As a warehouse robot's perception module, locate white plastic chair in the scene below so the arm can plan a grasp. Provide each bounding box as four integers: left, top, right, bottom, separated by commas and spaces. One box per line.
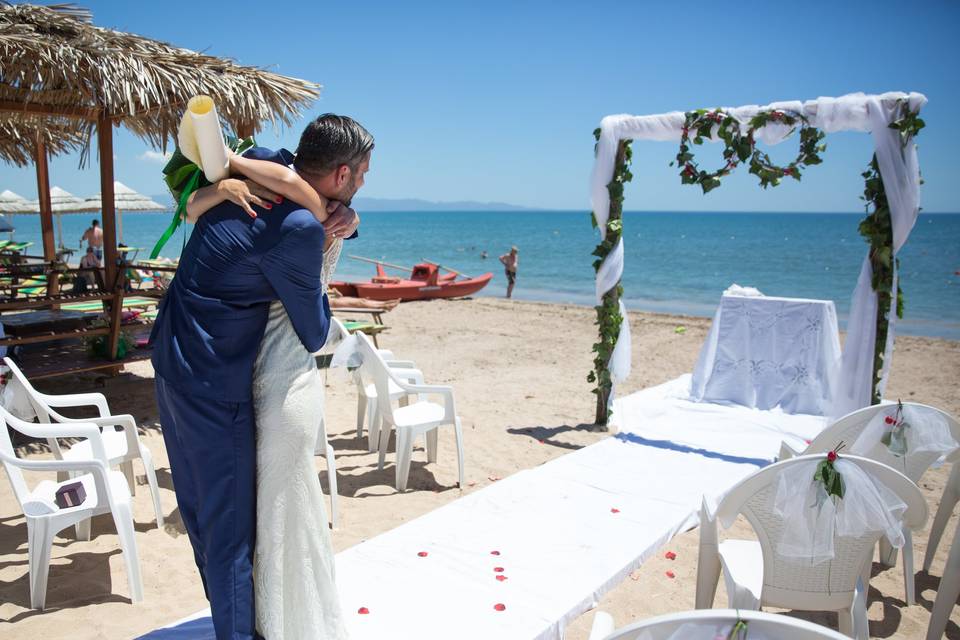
0, 405, 143, 609
589, 608, 849, 640
695, 455, 927, 639
3, 356, 164, 528
326, 318, 422, 452
778, 402, 959, 605
925, 515, 960, 640
922, 449, 960, 573
356, 333, 464, 492
314, 415, 339, 529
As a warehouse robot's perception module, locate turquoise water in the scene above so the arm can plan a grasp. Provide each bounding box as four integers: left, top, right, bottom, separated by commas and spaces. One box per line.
9, 210, 960, 339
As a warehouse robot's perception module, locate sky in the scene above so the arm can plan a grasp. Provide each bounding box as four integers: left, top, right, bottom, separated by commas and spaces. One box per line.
2, 0, 959, 212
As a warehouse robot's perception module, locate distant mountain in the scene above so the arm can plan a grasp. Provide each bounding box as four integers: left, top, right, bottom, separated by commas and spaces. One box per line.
150, 194, 536, 212
352, 197, 535, 211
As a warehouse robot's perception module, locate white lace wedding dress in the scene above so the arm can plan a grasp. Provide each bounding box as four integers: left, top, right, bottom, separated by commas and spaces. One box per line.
252, 239, 348, 639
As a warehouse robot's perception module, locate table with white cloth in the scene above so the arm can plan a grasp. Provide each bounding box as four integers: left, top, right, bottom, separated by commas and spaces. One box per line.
691, 294, 841, 415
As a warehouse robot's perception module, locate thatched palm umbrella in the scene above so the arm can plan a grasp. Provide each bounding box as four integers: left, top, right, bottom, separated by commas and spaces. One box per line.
0, 114, 87, 167
82, 181, 166, 243
0, 2, 321, 358
0, 189, 31, 214
20, 186, 99, 249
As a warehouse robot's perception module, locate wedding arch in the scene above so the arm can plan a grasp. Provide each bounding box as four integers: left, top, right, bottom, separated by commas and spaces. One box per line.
588, 92, 926, 426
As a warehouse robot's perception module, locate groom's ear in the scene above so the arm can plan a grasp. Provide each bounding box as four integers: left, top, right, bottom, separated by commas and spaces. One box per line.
335, 164, 351, 188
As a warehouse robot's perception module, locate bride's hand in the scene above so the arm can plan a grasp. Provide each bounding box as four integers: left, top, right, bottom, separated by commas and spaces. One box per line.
216, 179, 282, 218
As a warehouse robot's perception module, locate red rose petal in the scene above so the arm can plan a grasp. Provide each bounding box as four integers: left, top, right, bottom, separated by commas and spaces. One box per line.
496, 575, 508, 581
665, 551, 677, 560
494, 566, 504, 572
358, 607, 370, 614
611, 508, 620, 514
494, 603, 506, 611
490, 550, 501, 556
417, 551, 428, 557
665, 570, 675, 579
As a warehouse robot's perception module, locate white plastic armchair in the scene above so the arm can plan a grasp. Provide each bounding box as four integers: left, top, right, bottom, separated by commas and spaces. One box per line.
925, 513, 960, 640
326, 318, 423, 452
0, 405, 143, 609
695, 455, 926, 639
3, 357, 164, 528
923, 448, 960, 572
589, 609, 849, 640
776, 401, 959, 605
314, 415, 339, 530
356, 333, 464, 491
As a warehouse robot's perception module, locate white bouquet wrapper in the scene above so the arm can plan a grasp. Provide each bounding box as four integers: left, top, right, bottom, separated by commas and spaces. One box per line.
851, 404, 959, 460
177, 95, 230, 183
773, 458, 907, 565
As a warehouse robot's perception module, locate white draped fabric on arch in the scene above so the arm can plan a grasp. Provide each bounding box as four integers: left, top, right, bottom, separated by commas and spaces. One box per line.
589, 91, 926, 418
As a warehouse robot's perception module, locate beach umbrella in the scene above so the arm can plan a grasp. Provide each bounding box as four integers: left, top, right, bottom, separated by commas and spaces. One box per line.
20, 186, 98, 250
0, 196, 14, 233
0, 189, 33, 214
82, 182, 166, 242
0, 190, 27, 231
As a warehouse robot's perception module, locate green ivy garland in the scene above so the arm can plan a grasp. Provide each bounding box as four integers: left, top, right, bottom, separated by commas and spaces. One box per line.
858, 100, 925, 403
673, 108, 826, 192
746, 110, 826, 188
673, 110, 749, 193
588, 128, 632, 425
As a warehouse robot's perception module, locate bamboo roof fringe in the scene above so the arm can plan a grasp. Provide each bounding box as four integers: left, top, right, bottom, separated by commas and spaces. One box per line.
0, 114, 89, 166
0, 2, 321, 160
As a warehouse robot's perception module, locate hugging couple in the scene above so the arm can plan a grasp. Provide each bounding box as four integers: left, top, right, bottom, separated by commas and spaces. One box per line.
151, 114, 372, 639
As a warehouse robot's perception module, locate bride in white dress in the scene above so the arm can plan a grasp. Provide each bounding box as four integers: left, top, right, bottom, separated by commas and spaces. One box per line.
187, 150, 358, 639
252, 237, 347, 639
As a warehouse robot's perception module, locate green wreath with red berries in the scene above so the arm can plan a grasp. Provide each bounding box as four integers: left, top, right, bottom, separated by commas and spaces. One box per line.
673, 109, 752, 194
673, 108, 826, 192
746, 110, 826, 188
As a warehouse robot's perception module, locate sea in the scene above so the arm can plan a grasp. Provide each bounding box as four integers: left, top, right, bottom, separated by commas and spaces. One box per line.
8, 210, 960, 340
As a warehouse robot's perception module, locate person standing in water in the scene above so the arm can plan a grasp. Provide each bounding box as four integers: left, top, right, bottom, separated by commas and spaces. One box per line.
499, 245, 518, 298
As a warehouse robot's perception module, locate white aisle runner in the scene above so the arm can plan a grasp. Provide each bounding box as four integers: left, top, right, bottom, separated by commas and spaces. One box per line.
140, 376, 826, 640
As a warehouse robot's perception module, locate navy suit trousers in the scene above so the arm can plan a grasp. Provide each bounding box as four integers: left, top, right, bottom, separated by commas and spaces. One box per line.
156, 376, 257, 640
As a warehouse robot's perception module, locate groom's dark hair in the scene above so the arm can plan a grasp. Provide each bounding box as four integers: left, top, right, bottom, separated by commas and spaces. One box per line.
294, 114, 374, 176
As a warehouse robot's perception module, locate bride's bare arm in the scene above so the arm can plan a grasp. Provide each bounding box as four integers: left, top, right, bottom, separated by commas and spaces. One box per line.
229, 153, 330, 222
184, 179, 277, 223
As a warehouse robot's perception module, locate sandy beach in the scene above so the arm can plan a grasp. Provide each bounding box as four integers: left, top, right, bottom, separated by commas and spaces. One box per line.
1, 297, 958, 639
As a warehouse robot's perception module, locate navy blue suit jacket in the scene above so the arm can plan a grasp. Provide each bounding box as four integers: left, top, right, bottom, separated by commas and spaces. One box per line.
150, 148, 330, 402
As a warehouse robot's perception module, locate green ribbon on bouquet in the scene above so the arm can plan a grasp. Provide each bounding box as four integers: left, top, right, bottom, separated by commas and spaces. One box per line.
150, 135, 256, 259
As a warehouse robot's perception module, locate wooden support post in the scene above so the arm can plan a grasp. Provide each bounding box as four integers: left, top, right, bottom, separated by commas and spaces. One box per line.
236, 121, 255, 139
97, 116, 123, 360
34, 135, 60, 298
594, 140, 628, 427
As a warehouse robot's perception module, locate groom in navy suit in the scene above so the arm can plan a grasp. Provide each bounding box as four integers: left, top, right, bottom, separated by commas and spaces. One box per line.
151, 115, 373, 639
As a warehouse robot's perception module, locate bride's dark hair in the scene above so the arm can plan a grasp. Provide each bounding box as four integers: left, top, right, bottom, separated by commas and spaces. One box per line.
294, 114, 374, 176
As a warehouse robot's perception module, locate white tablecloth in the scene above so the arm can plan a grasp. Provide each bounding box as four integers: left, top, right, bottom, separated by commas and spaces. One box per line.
691, 294, 841, 415
139, 375, 830, 640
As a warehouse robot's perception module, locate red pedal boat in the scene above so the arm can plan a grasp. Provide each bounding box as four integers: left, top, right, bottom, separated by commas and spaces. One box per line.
330, 257, 492, 302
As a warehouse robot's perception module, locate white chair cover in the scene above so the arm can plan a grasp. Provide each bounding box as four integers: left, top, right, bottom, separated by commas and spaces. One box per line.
850, 404, 959, 460
773, 458, 907, 564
